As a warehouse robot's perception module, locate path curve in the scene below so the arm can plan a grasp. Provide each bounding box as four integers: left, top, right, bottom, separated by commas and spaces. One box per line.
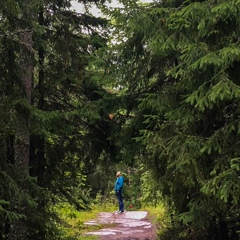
84, 211, 157, 240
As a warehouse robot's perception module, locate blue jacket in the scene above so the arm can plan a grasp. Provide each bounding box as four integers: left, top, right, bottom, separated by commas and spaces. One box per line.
114, 176, 124, 192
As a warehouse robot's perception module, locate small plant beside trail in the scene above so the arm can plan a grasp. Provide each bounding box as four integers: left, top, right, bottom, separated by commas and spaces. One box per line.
54, 203, 99, 239
54, 195, 119, 240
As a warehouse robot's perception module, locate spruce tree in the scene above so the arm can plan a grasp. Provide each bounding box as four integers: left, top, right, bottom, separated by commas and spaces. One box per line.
0, 0, 114, 238
103, 0, 240, 239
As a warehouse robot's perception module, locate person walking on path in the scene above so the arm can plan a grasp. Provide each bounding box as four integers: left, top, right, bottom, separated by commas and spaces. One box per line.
114, 171, 124, 213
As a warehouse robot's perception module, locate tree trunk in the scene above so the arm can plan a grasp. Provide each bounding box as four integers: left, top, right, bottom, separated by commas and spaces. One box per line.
28, 9, 47, 239
9, 30, 33, 240
15, 31, 32, 170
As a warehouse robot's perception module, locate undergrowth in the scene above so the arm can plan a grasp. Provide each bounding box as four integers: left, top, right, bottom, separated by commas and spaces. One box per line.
54, 195, 117, 240
54, 192, 167, 240
141, 203, 167, 230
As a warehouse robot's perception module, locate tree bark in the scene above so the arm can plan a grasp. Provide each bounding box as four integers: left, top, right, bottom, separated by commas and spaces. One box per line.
15, 31, 32, 170
9, 30, 33, 240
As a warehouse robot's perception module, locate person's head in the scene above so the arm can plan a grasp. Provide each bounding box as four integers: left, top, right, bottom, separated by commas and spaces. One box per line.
116, 171, 122, 177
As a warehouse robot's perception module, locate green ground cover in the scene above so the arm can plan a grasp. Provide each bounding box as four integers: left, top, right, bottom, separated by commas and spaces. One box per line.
141, 203, 167, 232
55, 199, 166, 239
55, 200, 117, 240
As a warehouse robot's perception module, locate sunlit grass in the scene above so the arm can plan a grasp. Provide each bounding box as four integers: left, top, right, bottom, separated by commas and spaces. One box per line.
78, 236, 99, 240
54, 199, 117, 239
141, 202, 167, 229
54, 202, 100, 239
55, 198, 166, 239
142, 204, 165, 218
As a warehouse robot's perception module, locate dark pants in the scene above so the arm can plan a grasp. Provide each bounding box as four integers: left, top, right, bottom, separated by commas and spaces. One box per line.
116, 189, 124, 212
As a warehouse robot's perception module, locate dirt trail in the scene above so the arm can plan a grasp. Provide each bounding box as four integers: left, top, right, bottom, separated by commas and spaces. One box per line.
84, 211, 157, 240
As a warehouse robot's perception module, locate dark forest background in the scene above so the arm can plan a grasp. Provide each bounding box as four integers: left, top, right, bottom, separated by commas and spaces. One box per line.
0, 0, 240, 239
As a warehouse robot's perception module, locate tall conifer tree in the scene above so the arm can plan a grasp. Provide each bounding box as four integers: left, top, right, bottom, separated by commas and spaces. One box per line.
104, 0, 240, 239
0, 0, 112, 238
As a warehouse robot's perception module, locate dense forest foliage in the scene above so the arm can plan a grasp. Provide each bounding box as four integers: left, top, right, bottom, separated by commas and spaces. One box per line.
1, 0, 240, 239
105, 0, 240, 239
0, 0, 114, 238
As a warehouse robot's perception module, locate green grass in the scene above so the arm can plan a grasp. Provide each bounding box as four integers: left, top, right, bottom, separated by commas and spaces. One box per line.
142, 204, 165, 219
54, 199, 166, 239
77, 236, 99, 240
141, 203, 167, 229
54, 200, 117, 240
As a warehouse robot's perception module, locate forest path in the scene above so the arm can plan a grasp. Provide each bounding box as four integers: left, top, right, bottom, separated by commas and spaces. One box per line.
84, 211, 157, 240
